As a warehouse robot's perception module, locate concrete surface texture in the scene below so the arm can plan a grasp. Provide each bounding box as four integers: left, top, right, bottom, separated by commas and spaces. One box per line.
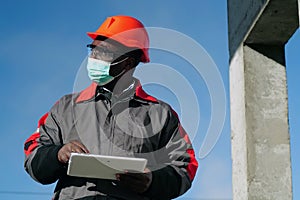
244, 44, 292, 200
228, 0, 299, 59
246, 0, 299, 45
227, 0, 268, 59
229, 45, 249, 199
228, 0, 299, 199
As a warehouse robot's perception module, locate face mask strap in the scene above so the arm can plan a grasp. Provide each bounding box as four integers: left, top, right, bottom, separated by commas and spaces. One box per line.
110, 57, 128, 66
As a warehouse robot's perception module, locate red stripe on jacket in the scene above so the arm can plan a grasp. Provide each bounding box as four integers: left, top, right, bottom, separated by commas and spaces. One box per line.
135, 85, 158, 103
186, 148, 198, 181
24, 113, 49, 156
179, 125, 198, 180
75, 82, 98, 103
38, 113, 49, 127
24, 132, 40, 156
170, 107, 198, 180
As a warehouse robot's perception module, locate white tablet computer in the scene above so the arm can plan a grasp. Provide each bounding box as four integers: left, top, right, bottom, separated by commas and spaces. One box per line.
67, 153, 148, 180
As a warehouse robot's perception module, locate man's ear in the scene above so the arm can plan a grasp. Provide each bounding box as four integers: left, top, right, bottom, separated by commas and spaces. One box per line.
124, 57, 136, 70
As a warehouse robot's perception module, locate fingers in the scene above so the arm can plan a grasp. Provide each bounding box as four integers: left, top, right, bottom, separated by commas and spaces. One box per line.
57, 148, 71, 164
57, 140, 89, 164
70, 140, 89, 153
117, 173, 143, 185
116, 169, 152, 193
120, 168, 151, 181
117, 174, 150, 193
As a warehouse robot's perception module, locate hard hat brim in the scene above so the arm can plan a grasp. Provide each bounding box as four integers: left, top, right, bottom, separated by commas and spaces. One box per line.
87, 32, 149, 63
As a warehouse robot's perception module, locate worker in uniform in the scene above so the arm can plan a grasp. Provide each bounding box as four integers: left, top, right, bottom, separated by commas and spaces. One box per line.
24, 15, 198, 200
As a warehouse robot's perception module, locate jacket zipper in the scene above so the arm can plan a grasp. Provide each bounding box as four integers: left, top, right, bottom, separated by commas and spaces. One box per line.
109, 114, 115, 155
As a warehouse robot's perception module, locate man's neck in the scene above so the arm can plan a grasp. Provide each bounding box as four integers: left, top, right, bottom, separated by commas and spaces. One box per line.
103, 76, 134, 96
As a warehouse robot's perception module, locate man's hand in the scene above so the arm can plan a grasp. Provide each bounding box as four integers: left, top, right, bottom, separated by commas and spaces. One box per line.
57, 140, 89, 164
116, 168, 152, 193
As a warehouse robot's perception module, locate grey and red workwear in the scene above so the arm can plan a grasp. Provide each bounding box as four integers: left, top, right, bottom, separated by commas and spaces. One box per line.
24, 78, 198, 200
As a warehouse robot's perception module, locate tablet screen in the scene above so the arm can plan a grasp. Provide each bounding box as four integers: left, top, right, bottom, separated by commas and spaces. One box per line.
67, 153, 148, 180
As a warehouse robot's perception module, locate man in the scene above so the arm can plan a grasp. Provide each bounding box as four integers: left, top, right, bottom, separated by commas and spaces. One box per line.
24, 15, 198, 200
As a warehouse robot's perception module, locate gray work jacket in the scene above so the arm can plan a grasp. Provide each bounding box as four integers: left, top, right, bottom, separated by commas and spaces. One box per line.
24, 78, 198, 200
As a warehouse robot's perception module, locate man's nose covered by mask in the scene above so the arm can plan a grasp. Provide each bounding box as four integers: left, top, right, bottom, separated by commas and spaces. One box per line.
87, 57, 128, 85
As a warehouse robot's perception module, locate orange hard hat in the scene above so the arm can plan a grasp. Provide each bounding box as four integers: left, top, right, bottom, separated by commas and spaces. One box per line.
87, 15, 150, 63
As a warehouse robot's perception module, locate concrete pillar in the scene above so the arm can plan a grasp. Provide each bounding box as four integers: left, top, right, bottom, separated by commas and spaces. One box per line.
228, 0, 299, 199
229, 45, 249, 199
230, 44, 292, 200
299, 0, 300, 24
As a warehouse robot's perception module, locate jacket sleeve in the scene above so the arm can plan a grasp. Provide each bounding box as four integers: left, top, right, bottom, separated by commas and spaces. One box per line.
24, 105, 65, 185
144, 106, 198, 199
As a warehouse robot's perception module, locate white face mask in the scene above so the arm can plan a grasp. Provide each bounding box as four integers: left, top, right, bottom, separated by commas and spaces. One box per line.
86, 57, 128, 85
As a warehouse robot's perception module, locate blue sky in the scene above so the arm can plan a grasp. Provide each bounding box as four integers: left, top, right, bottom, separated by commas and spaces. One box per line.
0, 1, 299, 199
